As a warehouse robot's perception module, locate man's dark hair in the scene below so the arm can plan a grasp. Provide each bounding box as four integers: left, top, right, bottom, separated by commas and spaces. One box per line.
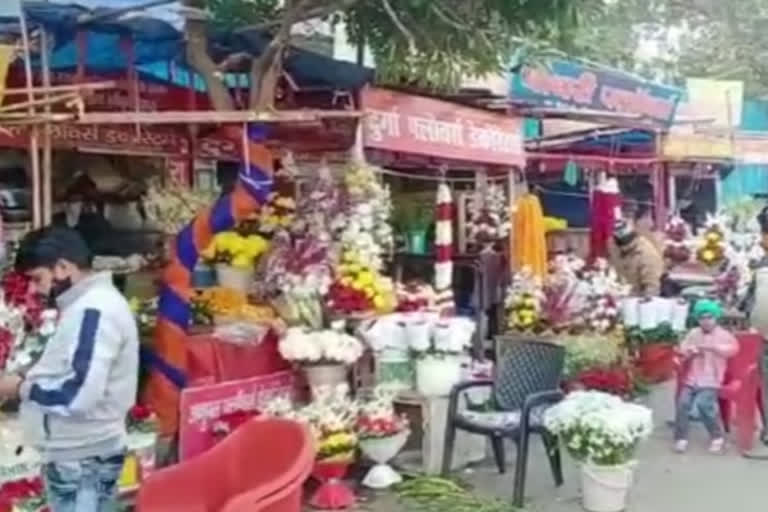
15, 227, 93, 271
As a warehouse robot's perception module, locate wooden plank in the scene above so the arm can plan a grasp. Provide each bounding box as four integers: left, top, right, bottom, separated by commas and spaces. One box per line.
77, 109, 363, 125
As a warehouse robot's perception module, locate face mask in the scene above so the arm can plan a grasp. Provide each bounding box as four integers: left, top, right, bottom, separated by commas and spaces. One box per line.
49, 277, 73, 301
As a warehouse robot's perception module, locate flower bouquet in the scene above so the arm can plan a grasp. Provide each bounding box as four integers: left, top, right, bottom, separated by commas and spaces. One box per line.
504, 267, 545, 332
266, 385, 359, 509
143, 178, 216, 235
357, 387, 410, 489
395, 281, 436, 312
201, 231, 270, 293
328, 250, 396, 317
466, 184, 510, 252
663, 216, 692, 264
695, 215, 728, 267
544, 391, 653, 512
0, 477, 46, 512
127, 404, 157, 434
278, 327, 363, 395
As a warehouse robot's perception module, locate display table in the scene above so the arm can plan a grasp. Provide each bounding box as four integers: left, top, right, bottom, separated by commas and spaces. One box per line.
394, 391, 486, 475
186, 329, 290, 386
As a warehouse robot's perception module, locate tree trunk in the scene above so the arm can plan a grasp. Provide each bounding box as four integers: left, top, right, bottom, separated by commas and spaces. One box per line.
183, 0, 234, 111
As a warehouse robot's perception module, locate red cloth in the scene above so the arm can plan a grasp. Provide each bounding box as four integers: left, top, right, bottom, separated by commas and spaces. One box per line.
186, 330, 290, 385
589, 190, 620, 261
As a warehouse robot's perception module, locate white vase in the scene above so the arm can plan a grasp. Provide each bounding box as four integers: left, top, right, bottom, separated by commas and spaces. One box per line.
415, 355, 462, 397
303, 364, 348, 396
215, 264, 254, 294
580, 461, 637, 512
360, 430, 410, 489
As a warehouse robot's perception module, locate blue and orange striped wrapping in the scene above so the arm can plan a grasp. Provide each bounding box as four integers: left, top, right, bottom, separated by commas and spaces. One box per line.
144, 124, 273, 436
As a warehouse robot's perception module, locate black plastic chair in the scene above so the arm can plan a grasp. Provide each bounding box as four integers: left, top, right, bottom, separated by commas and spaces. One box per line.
442, 339, 566, 507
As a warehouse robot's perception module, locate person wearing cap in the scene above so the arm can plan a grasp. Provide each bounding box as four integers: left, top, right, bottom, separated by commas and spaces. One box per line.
0, 227, 138, 512
610, 215, 664, 297
674, 299, 738, 454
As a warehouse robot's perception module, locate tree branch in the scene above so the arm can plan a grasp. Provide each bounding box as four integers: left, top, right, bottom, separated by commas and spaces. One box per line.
236, 0, 361, 34
381, 0, 416, 53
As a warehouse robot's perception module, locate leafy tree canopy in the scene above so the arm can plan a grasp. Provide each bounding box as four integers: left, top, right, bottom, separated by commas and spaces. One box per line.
187, 0, 603, 109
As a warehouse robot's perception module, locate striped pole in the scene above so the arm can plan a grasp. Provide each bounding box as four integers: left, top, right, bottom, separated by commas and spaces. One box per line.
145, 124, 273, 436
434, 182, 454, 315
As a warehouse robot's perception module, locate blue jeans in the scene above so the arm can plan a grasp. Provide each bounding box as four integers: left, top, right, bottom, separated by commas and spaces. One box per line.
42, 453, 125, 512
675, 386, 724, 441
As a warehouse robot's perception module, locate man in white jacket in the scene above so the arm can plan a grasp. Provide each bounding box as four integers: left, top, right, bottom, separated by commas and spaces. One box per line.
0, 227, 139, 512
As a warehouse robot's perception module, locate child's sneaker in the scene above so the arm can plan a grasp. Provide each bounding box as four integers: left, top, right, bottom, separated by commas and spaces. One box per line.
674, 439, 688, 453
709, 438, 725, 454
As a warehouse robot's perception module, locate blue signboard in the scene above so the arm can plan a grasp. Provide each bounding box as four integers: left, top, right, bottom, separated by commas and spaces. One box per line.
509, 59, 683, 125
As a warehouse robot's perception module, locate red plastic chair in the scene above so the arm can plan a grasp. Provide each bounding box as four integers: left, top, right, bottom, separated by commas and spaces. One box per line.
676, 331, 766, 452
137, 418, 315, 512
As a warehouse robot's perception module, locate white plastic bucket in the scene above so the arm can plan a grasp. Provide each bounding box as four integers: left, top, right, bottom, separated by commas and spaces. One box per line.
415, 356, 462, 396
580, 462, 636, 512
215, 264, 254, 294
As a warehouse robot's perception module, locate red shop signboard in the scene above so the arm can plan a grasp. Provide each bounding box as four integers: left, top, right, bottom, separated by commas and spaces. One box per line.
178, 370, 296, 460
361, 87, 525, 167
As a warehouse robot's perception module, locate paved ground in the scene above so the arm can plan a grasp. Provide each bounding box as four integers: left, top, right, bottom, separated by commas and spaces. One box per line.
361, 384, 768, 512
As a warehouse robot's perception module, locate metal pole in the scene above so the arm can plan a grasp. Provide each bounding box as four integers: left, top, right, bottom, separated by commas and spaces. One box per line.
18, 8, 41, 228
41, 28, 53, 226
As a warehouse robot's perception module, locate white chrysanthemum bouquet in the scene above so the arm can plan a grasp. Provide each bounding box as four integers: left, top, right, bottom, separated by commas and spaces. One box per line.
544, 391, 653, 466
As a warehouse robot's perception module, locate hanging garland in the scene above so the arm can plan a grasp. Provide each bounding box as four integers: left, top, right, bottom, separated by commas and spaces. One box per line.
434, 183, 454, 315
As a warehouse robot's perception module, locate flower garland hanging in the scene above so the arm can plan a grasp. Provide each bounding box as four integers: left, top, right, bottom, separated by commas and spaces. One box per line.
466, 184, 510, 251
434, 182, 454, 315
663, 216, 692, 265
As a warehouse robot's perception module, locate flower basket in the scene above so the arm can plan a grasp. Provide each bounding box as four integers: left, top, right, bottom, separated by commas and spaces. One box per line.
310, 458, 356, 510
215, 264, 254, 294
415, 355, 462, 397
634, 343, 676, 384
581, 461, 637, 512
359, 430, 410, 489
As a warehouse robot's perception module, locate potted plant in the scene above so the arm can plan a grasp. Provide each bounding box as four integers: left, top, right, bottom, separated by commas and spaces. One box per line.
544, 391, 653, 512
201, 230, 270, 293
392, 194, 433, 254
404, 314, 475, 396
357, 387, 410, 489
278, 326, 364, 395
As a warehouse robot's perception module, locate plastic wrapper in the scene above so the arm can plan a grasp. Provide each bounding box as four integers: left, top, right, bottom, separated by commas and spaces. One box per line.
213, 322, 270, 346
671, 300, 690, 332
638, 298, 658, 330
621, 297, 640, 327
655, 298, 675, 326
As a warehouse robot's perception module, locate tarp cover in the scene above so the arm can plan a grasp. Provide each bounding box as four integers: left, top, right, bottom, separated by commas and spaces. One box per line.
0, 1, 373, 91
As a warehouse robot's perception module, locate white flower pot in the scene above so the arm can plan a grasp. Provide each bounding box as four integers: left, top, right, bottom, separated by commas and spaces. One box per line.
580, 461, 636, 512
360, 430, 410, 489
415, 356, 462, 397
215, 264, 254, 294
303, 363, 348, 396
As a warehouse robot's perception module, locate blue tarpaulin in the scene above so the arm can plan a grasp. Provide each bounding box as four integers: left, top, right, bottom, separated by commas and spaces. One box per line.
0, 1, 373, 92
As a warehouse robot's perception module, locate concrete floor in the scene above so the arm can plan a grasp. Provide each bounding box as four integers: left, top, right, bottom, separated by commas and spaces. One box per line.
361, 382, 768, 512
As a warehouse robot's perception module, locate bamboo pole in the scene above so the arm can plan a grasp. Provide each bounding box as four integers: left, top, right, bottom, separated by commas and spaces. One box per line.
41, 28, 52, 226
18, 8, 41, 228
0, 91, 80, 113
2, 81, 116, 96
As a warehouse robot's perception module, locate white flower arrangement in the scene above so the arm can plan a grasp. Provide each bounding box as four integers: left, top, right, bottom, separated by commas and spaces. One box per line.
5, 309, 57, 374
265, 384, 359, 441
401, 313, 475, 356
278, 326, 364, 365
544, 391, 653, 466
581, 259, 630, 333
466, 184, 510, 247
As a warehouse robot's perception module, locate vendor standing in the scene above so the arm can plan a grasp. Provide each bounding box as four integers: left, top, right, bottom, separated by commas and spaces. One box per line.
0, 227, 139, 512
611, 216, 664, 297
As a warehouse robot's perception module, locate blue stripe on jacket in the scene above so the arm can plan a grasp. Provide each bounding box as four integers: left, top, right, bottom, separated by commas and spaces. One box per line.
29, 309, 100, 407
